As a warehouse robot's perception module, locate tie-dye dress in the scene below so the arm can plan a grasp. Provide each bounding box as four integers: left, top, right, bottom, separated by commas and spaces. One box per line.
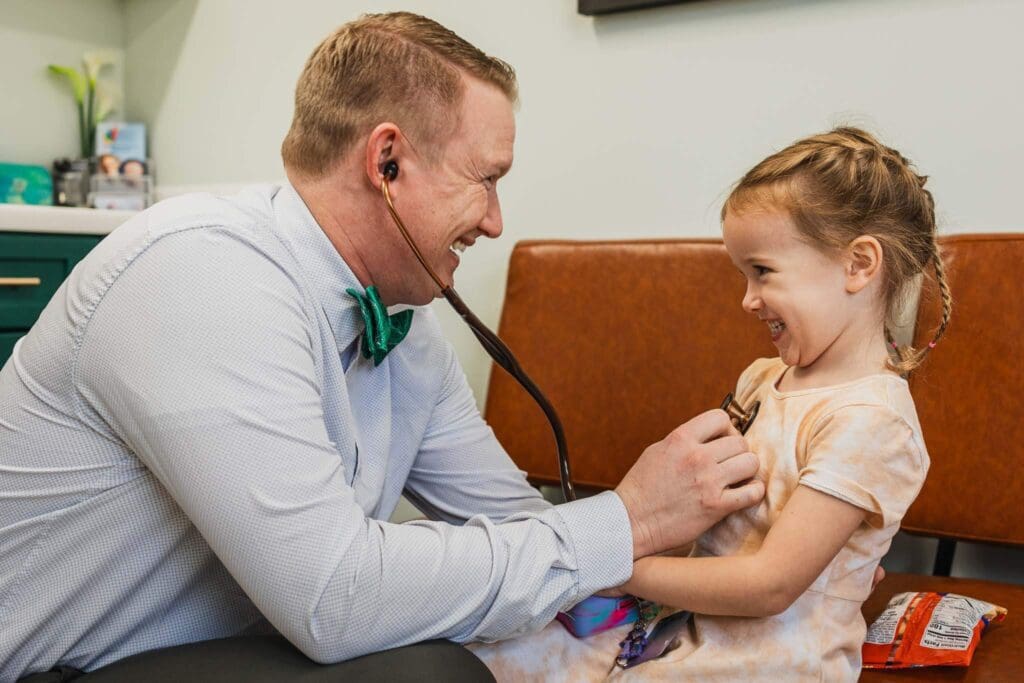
471, 357, 929, 682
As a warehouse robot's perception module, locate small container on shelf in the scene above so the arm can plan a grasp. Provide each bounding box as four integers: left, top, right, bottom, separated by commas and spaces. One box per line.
52, 158, 90, 207
88, 157, 154, 211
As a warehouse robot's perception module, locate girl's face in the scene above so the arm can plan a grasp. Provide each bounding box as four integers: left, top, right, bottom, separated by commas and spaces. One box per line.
722, 207, 867, 374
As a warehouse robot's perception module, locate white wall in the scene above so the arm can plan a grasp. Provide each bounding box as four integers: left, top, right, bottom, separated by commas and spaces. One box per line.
123, 0, 1023, 579
0, 0, 125, 166
122, 0, 1024, 400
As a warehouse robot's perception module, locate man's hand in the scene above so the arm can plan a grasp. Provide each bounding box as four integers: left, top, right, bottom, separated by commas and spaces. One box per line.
614, 409, 763, 559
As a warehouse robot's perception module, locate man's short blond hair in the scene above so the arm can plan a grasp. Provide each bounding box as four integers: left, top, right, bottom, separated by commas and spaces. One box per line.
281, 12, 518, 178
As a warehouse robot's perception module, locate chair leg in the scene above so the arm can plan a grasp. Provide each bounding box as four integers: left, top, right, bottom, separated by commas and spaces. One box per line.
933, 538, 957, 577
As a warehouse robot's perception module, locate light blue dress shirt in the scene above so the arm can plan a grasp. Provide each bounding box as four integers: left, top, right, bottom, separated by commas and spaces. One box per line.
0, 184, 633, 680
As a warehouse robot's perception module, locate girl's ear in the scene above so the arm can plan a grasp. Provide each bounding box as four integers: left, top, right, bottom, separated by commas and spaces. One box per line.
845, 235, 883, 294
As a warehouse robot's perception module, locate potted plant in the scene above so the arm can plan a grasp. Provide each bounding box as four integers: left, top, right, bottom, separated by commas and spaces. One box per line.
48, 52, 118, 205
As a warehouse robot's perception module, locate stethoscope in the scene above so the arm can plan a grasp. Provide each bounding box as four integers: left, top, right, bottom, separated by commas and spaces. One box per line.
379, 160, 576, 502
378, 160, 760, 504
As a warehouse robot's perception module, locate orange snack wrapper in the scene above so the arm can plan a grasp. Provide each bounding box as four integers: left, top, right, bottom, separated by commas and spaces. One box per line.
863, 591, 1007, 669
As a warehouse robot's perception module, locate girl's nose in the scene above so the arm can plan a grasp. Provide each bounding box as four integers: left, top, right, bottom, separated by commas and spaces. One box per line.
742, 283, 762, 313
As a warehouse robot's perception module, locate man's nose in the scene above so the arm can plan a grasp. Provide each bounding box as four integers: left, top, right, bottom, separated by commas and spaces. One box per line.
480, 191, 503, 238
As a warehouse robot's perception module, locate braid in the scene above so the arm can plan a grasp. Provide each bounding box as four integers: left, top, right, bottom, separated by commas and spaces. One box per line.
926, 239, 953, 349
886, 239, 952, 375
884, 327, 910, 375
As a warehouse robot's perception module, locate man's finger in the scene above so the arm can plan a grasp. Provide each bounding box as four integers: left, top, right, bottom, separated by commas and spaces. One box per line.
719, 479, 765, 512
717, 450, 759, 485
702, 435, 750, 464
676, 408, 739, 443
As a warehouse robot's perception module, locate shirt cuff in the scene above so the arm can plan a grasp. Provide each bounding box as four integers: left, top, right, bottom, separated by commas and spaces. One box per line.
553, 490, 634, 603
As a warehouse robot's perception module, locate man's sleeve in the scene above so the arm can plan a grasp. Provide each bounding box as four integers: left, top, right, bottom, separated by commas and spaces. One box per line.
401, 330, 635, 639
401, 327, 555, 524
75, 230, 632, 663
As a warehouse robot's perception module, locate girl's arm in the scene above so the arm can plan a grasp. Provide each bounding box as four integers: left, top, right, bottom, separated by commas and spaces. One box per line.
623, 485, 866, 617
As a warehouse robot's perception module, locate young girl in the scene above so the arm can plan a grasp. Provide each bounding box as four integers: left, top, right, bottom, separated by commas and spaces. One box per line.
471, 127, 951, 681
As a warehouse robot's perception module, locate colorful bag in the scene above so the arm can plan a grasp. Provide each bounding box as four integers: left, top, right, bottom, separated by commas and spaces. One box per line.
556, 595, 642, 638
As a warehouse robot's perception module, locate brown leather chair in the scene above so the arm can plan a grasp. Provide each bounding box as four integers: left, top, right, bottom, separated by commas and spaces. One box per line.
484, 239, 774, 489
859, 234, 1024, 682
485, 236, 1023, 681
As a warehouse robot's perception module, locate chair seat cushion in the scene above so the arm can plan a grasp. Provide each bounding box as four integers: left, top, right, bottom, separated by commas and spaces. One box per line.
860, 572, 1024, 682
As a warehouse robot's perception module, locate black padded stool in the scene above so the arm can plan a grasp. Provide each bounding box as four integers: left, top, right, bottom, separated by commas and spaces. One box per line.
22, 635, 495, 683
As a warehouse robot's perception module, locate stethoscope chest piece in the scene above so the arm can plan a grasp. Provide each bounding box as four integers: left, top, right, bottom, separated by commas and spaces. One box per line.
720, 392, 760, 435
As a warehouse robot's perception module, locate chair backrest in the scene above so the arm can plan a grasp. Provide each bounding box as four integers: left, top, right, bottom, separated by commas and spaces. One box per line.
484, 239, 774, 489
902, 234, 1024, 548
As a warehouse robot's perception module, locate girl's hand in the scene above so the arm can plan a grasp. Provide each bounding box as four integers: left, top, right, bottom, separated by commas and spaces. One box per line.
872, 565, 886, 593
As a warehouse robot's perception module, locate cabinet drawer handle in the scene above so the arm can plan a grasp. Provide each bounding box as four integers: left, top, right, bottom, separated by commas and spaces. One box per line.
0, 277, 41, 287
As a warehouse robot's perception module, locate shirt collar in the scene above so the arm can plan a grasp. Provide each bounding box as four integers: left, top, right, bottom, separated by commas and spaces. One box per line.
272, 182, 365, 354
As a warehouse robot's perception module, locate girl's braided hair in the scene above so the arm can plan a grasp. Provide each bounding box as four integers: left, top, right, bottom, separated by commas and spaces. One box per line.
723, 127, 951, 374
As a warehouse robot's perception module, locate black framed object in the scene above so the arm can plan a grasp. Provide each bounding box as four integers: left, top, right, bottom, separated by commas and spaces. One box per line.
579, 0, 693, 15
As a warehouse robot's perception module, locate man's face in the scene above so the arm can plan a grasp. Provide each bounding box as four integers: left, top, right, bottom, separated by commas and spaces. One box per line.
722, 207, 858, 372
382, 77, 515, 306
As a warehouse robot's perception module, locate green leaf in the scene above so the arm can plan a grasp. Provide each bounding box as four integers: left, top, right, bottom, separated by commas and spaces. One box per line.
48, 64, 86, 103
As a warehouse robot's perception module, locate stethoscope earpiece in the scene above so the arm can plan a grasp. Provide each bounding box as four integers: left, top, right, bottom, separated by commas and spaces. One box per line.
382, 160, 399, 182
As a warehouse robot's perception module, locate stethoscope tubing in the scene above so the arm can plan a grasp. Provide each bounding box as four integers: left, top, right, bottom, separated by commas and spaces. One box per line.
381, 176, 577, 502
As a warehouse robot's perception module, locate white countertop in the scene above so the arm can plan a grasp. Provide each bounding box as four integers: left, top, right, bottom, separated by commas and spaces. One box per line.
0, 183, 279, 236
0, 203, 135, 235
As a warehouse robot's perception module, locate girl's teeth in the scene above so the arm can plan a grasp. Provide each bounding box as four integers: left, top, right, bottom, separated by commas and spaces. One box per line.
768, 320, 786, 335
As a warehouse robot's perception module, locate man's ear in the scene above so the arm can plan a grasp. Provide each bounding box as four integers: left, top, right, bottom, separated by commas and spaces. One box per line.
845, 235, 883, 294
364, 122, 401, 190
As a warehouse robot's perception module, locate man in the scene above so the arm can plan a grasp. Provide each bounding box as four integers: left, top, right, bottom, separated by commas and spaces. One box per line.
0, 13, 761, 681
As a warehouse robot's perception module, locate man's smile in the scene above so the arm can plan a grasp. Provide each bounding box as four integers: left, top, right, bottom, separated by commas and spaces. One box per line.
450, 236, 471, 255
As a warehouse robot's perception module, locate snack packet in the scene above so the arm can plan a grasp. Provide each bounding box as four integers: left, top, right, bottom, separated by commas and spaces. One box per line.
863, 591, 1006, 669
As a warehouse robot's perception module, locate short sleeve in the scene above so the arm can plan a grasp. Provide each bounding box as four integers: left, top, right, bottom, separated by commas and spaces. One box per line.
735, 357, 783, 406
799, 405, 928, 529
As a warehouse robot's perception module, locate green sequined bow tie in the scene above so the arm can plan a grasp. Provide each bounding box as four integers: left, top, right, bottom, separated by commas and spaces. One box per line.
346, 286, 414, 366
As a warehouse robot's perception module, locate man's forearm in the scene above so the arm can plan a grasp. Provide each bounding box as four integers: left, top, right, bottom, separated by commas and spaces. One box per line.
285, 492, 633, 661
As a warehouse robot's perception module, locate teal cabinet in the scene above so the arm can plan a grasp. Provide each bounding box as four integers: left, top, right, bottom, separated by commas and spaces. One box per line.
0, 331, 23, 365
0, 232, 103, 365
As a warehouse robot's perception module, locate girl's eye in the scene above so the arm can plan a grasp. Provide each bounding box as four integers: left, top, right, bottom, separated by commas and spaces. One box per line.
753, 265, 771, 277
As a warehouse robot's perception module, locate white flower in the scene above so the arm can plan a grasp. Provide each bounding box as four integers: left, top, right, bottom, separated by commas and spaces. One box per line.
82, 49, 117, 86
